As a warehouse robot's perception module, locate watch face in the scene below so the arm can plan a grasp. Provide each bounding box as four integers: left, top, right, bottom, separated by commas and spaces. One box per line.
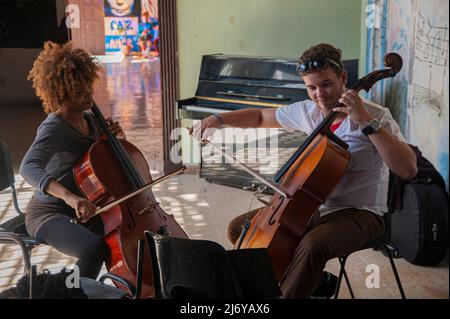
363, 119, 381, 136
370, 119, 381, 130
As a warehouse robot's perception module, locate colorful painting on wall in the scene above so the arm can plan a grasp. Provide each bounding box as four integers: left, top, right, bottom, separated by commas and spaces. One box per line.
104, 0, 141, 54
138, 0, 159, 57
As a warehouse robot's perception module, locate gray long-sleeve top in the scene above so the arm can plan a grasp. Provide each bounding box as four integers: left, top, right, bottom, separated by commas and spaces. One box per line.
20, 112, 101, 204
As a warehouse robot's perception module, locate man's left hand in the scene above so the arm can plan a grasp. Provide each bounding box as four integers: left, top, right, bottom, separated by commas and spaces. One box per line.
333, 90, 373, 126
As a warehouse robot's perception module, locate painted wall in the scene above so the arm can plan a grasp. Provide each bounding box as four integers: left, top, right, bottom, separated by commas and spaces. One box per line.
365, 0, 449, 188
177, 0, 363, 99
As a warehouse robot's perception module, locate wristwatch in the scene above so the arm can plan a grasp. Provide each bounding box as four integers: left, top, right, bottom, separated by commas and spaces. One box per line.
362, 119, 382, 136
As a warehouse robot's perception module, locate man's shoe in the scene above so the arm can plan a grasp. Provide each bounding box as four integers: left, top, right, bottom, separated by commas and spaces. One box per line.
311, 271, 338, 299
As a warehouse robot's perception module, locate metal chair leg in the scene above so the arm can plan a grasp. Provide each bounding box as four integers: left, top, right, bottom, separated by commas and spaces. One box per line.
334, 257, 345, 299
134, 239, 145, 299
335, 247, 406, 299
29, 264, 37, 299
383, 245, 406, 299
342, 265, 355, 298
335, 256, 355, 299
0, 233, 32, 275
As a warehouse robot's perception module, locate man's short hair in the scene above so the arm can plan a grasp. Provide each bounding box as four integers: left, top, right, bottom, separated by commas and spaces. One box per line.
298, 43, 343, 76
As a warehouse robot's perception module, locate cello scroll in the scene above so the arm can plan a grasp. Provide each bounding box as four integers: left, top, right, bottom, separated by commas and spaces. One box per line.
353, 52, 403, 92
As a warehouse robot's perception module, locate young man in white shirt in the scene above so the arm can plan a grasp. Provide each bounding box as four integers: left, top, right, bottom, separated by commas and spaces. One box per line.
193, 43, 417, 298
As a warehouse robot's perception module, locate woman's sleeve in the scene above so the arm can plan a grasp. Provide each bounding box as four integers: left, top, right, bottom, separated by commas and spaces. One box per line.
19, 122, 63, 194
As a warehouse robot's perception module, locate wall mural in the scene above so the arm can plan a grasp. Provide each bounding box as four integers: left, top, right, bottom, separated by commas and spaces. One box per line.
367, 0, 449, 188
406, 0, 448, 189
104, 0, 159, 57
104, 0, 141, 53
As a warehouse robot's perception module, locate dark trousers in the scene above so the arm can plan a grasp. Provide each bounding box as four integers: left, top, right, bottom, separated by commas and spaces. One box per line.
227, 208, 384, 298
36, 215, 110, 279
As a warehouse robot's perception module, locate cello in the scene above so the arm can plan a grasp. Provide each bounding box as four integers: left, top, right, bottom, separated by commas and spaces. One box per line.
232, 53, 403, 281
73, 102, 188, 298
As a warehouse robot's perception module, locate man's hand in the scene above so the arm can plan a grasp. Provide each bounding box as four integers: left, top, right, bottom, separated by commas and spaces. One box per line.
189, 114, 223, 141
333, 90, 417, 180
106, 118, 126, 139
333, 90, 373, 126
65, 194, 98, 223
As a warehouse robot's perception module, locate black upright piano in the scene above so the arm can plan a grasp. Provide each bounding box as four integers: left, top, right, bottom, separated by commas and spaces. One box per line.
178, 54, 358, 193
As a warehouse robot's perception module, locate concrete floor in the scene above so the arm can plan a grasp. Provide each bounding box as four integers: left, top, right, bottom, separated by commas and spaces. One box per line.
0, 56, 448, 299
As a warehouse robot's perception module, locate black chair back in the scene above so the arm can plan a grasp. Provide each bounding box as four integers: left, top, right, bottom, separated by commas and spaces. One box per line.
0, 140, 44, 299
0, 140, 16, 194
0, 140, 23, 216
145, 231, 281, 299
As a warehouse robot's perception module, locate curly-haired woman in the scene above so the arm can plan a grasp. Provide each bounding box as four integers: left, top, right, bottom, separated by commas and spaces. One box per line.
20, 41, 125, 279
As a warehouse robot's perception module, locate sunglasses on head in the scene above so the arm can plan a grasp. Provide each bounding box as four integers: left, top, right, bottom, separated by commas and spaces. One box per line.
296, 58, 343, 73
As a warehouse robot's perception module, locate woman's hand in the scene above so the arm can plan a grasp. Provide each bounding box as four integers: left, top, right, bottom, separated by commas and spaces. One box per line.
65, 194, 97, 223
106, 118, 126, 139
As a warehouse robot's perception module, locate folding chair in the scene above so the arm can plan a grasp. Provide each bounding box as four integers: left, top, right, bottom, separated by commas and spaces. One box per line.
334, 211, 406, 299
0, 139, 44, 296
145, 230, 281, 299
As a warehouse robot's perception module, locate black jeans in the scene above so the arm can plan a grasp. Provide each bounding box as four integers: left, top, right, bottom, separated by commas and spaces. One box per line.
36, 215, 110, 279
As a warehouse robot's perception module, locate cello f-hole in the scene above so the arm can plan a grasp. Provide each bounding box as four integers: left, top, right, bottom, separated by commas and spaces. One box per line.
269, 195, 285, 225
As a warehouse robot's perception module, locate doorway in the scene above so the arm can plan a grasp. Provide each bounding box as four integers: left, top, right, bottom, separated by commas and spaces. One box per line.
67, 0, 179, 174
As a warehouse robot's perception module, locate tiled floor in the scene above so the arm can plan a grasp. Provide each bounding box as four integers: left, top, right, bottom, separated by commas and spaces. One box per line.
0, 56, 448, 298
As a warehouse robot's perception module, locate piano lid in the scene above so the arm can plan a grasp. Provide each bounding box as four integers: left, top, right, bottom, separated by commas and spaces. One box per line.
190, 54, 359, 109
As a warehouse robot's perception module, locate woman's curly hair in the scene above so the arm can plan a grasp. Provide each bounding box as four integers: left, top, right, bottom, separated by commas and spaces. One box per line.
298, 43, 343, 76
28, 41, 102, 114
